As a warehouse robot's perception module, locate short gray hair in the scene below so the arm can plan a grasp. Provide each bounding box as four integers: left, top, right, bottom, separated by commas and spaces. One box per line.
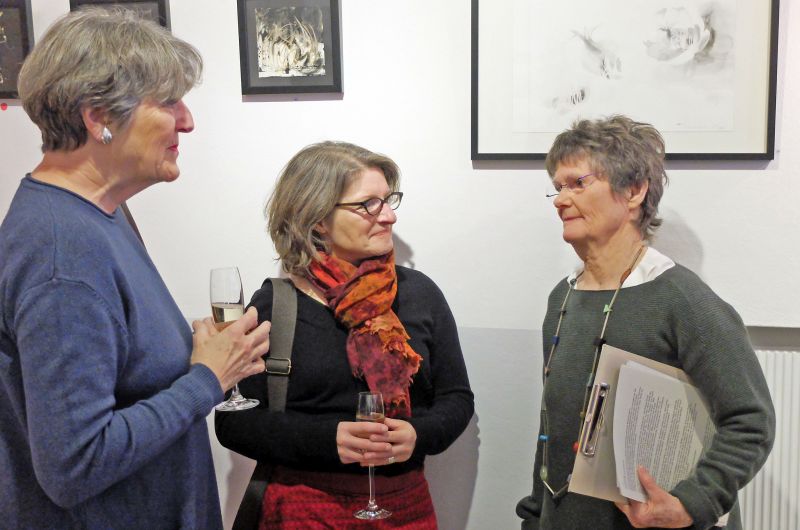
545, 115, 668, 239
267, 141, 400, 276
18, 7, 202, 152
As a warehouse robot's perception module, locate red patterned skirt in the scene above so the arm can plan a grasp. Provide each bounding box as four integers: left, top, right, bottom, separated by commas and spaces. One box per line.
259, 466, 437, 529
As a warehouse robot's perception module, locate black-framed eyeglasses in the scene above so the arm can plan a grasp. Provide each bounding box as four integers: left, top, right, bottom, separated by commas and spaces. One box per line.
335, 191, 403, 216
546, 173, 597, 198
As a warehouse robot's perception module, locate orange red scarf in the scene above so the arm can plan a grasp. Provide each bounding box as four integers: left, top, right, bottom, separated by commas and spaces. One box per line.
307, 251, 421, 418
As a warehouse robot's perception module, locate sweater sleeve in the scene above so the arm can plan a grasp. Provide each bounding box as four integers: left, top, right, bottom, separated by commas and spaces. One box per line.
406, 281, 474, 457
669, 280, 776, 530
214, 406, 343, 466
15, 279, 222, 508
214, 376, 343, 467
515, 423, 544, 530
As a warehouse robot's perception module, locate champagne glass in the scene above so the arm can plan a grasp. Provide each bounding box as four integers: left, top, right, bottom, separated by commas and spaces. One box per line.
354, 391, 391, 520
211, 266, 259, 412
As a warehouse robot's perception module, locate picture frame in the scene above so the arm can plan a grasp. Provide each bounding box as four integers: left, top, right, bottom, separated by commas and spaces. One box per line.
471, 0, 779, 160
237, 0, 342, 94
0, 0, 33, 99
69, 0, 170, 29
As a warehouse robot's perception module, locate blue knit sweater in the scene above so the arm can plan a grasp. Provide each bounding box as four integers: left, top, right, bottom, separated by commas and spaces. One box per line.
0, 176, 224, 529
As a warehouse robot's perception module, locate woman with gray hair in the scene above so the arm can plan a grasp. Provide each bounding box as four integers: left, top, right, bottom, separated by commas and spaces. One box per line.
215, 141, 474, 528
0, 9, 270, 529
516, 115, 774, 530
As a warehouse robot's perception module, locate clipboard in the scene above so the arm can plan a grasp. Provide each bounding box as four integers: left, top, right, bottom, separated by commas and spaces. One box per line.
568, 344, 690, 502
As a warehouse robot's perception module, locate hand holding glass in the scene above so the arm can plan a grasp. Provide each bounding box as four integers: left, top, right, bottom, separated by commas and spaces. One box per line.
354, 391, 391, 520
211, 267, 259, 412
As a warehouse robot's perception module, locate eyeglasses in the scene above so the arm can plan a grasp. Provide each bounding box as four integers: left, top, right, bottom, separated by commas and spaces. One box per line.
335, 191, 403, 216
546, 173, 597, 198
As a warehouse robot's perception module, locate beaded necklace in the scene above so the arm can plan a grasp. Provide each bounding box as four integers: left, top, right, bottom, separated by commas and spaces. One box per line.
538, 245, 646, 501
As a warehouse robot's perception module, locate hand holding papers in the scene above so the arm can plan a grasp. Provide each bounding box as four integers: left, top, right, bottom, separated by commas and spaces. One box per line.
568, 344, 729, 527
614, 466, 695, 529
568, 344, 690, 502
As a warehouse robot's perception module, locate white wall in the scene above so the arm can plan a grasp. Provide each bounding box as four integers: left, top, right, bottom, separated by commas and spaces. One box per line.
2, 1, 799, 529
4, 0, 799, 329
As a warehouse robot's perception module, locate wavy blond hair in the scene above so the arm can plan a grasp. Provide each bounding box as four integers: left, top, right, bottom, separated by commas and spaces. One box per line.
267, 141, 400, 275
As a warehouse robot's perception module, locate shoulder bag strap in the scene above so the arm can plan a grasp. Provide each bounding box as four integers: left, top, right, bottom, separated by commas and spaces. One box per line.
232, 278, 296, 530
265, 278, 296, 412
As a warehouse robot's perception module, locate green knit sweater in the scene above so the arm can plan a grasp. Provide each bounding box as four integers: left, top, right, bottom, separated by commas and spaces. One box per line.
517, 264, 775, 530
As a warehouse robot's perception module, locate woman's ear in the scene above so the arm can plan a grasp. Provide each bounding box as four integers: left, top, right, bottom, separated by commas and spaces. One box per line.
314, 220, 328, 236
81, 107, 110, 144
628, 180, 649, 210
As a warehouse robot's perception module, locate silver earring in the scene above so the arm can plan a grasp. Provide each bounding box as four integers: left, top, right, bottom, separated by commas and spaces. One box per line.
101, 126, 113, 145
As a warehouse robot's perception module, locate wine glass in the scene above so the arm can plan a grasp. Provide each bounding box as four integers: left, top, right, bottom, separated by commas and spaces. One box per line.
211, 267, 259, 412
354, 391, 391, 520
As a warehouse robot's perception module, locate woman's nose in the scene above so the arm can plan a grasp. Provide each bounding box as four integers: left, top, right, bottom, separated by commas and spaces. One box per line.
175, 100, 195, 133
552, 189, 570, 208
377, 201, 397, 223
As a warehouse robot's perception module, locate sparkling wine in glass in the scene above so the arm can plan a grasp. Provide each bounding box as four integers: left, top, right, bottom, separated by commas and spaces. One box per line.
211, 266, 259, 412
354, 391, 391, 520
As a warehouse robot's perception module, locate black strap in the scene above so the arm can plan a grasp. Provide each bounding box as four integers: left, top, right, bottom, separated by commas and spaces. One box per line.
232, 463, 272, 530
266, 278, 296, 412
232, 278, 296, 530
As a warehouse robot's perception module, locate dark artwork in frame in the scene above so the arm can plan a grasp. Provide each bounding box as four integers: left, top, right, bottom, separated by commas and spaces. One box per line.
238, 0, 342, 94
0, 0, 33, 99
69, 0, 170, 29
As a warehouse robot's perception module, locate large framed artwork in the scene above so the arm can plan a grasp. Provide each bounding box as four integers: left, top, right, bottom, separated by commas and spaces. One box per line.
69, 0, 170, 28
238, 0, 342, 94
472, 0, 779, 160
0, 0, 33, 99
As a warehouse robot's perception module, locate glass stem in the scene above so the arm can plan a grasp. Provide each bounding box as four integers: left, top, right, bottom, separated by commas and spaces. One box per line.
367, 465, 377, 510
229, 384, 243, 401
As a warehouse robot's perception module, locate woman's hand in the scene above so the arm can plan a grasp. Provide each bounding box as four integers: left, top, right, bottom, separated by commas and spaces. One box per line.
336, 418, 418, 466
362, 418, 417, 467
615, 466, 693, 528
336, 421, 391, 464
190, 306, 271, 392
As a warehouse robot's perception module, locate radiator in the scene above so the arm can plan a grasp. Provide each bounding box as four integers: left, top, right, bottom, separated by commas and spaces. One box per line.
739, 349, 800, 530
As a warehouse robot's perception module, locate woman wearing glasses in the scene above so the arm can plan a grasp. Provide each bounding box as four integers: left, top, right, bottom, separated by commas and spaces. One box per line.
516, 116, 774, 530
215, 141, 474, 529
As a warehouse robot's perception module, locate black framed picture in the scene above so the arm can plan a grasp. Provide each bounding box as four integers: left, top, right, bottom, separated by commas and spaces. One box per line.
0, 0, 33, 99
69, 0, 170, 29
238, 0, 342, 94
472, 0, 780, 160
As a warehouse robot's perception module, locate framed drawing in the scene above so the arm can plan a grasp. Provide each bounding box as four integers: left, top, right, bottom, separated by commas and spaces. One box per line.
472, 0, 779, 160
0, 0, 33, 99
69, 0, 170, 29
238, 0, 342, 94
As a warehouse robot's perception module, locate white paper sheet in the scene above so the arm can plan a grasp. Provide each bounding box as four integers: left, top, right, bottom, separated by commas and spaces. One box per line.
613, 361, 716, 501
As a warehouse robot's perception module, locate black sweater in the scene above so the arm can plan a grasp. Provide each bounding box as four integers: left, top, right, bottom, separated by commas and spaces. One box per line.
215, 266, 474, 476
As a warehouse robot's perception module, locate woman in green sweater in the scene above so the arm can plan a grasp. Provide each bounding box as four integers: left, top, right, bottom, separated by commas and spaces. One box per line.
516, 115, 774, 530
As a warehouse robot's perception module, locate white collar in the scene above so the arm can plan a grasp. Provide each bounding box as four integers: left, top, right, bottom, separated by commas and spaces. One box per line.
566, 247, 675, 289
